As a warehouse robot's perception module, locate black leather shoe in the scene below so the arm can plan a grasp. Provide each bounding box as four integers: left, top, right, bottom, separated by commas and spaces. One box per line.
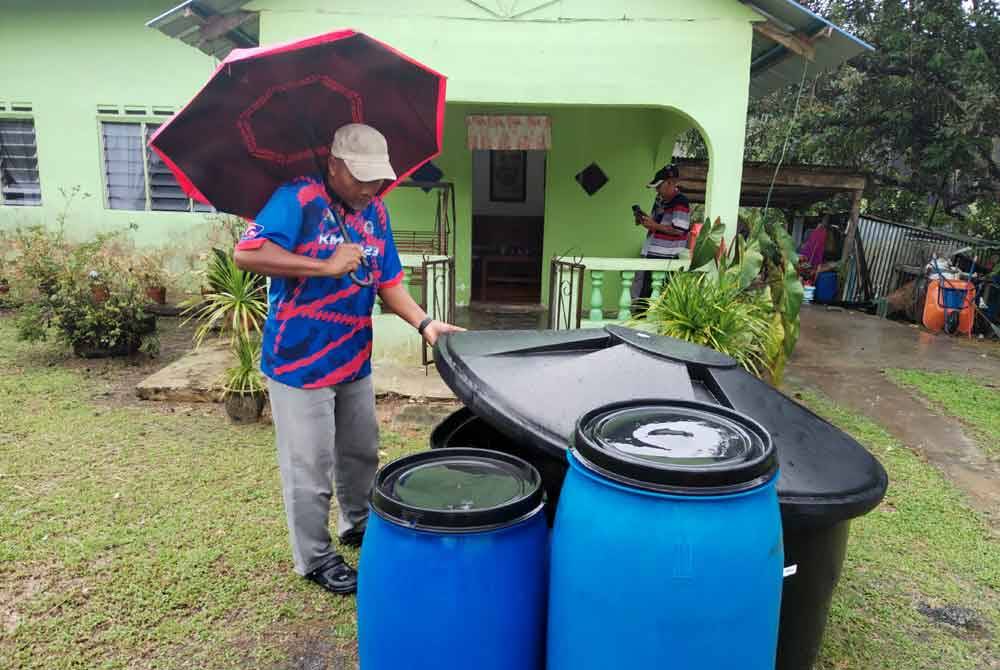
304, 556, 357, 595
340, 526, 365, 548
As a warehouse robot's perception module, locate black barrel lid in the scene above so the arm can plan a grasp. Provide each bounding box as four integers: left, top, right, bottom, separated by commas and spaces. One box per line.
575, 400, 777, 494
371, 449, 544, 532
434, 326, 888, 527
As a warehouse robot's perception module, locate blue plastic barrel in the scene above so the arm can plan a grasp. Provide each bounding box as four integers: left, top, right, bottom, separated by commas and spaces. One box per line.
941, 286, 966, 310
358, 449, 548, 670
815, 271, 838, 304
547, 401, 784, 670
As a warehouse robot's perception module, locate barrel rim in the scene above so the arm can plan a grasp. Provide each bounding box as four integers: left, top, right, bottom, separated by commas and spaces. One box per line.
371, 448, 545, 532
574, 399, 778, 495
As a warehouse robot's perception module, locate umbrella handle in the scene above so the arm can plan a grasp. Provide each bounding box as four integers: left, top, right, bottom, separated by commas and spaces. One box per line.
338, 218, 375, 287
350, 267, 375, 288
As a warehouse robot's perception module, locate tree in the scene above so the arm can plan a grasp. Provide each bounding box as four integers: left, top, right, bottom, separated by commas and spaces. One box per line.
730, 1, 1000, 237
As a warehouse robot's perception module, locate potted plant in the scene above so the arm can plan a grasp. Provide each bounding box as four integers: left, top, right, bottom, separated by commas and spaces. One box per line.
134, 251, 170, 305
183, 247, 267, 347
88, 270, 110, 303
223, 332, 267, 423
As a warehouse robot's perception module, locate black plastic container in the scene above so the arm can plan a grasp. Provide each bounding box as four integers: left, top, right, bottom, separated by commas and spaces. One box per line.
431, 408, 566, 525
431, 325, 888, 670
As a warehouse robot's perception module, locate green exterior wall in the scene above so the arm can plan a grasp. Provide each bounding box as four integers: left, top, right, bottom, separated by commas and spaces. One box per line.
257, 0, 758, 304
2, 0, 760, 305
0, 1, 218, 247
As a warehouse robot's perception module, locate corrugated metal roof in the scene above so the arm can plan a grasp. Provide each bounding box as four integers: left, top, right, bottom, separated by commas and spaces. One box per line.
745, 0, 873, 97
146, 0, 259, 61
146, 0, 871, 96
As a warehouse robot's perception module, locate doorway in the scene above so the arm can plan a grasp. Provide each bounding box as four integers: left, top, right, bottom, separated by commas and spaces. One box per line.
470, 149, 546, 305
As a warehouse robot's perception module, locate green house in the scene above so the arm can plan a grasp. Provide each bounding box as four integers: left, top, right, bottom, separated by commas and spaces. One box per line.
1, 0, 866, 316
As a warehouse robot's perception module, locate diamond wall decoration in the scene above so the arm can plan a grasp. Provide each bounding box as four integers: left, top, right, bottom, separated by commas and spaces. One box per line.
575, 162, 609, 196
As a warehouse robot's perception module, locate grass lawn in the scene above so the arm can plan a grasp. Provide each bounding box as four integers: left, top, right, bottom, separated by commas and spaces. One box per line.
0, 315, 423, 669
799, 391, 999, 670
1, 314, 998, 669
886, 368, 1000, 460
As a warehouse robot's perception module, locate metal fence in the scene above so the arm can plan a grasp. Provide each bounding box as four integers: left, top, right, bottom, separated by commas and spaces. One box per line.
842, 215, 998, 303
548, 257, 585, 330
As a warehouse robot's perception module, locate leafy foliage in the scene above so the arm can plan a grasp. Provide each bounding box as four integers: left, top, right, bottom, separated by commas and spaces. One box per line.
732, 0, 1000, 236
678, 2, 1000, 235
635, 270, 776, 377
183, 248, 267, 348
635, 218, 803, 383
223, 332, 266, 396
12, 231, 158, 356
130, 249, 172, 289
8, 224, 69, 296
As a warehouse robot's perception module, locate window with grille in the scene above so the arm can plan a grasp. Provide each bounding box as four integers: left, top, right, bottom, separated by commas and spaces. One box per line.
0, 118, 42, 206
100, 121, 211, 212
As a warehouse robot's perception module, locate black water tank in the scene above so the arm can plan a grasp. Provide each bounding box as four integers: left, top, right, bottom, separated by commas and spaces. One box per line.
432, 325, 888, 670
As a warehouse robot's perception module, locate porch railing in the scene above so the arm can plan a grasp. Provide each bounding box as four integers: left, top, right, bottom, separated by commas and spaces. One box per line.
374, 254, 452, 316
548, 254, 690, 329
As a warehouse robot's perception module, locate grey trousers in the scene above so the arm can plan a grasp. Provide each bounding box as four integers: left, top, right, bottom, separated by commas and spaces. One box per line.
267, 376, 379, 575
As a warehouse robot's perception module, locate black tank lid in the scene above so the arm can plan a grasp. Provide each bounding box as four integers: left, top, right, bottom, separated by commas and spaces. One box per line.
371, 449, 544, 532
434, 325, 888, 528
575, 400, 777, 494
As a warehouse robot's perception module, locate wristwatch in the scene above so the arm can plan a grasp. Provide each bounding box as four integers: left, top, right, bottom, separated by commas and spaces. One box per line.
417, 317, 434, 335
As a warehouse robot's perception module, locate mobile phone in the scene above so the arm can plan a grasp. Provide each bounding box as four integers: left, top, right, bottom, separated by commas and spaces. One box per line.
632, 204, 644, 224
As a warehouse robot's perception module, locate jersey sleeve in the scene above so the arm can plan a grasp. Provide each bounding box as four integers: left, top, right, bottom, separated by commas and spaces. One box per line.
236, 184, 303, 252
378, 206, 404, 290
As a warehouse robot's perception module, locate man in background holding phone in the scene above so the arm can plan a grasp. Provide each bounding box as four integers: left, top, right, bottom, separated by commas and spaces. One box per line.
631, 163, 692, 307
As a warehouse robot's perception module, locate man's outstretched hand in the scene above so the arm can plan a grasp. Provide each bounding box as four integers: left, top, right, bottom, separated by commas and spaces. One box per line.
421, 321, 465, 346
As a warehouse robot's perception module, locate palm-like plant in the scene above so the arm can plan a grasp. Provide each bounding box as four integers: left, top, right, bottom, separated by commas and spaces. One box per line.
223, 332, 266, 395
184, 248, 267, 347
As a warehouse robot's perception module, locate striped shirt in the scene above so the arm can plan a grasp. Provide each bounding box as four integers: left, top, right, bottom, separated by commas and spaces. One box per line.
643, 192, 691, 258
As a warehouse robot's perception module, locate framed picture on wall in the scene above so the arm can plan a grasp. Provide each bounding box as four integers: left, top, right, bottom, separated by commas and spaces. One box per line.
490, 150, 527, 203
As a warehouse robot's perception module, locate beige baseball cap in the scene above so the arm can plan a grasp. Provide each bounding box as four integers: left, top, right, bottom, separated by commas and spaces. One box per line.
330, 123, 397, 183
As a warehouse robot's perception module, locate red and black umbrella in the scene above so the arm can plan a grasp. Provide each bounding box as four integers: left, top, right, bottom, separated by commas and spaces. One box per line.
149, 30, 447, 221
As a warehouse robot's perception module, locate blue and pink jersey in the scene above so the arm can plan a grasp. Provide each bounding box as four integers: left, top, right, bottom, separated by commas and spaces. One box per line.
236, 176, 403, 389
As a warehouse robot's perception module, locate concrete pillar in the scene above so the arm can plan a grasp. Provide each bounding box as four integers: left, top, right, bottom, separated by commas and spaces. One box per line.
702, 124, 746, 243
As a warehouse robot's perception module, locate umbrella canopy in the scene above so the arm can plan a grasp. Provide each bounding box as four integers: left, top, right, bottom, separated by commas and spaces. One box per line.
149, 30, 446, 220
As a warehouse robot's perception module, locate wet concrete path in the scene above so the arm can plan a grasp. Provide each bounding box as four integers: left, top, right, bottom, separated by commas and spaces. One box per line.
787, 305, 1000, 530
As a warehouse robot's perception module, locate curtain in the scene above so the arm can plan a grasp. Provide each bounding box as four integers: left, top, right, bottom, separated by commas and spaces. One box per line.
466, 115, 551, 151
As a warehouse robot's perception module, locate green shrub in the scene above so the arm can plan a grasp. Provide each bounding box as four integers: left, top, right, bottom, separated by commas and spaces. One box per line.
635, 217, 803, 384
13, 231, 159, 357
638, 270, 776, 377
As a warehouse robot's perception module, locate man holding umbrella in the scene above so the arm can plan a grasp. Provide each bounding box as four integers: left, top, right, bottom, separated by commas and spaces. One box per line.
234, 123, 463, 595
147, 29, 458, 595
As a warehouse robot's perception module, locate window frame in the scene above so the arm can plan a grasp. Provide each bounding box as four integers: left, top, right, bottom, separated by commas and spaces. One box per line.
96, 113, 208, 214
0, 110, 42, 207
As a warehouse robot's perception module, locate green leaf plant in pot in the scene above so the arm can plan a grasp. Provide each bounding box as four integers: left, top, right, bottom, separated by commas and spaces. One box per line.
223, 332, 267, 424
134, 250, 171, 305
183, 247, 267, 348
